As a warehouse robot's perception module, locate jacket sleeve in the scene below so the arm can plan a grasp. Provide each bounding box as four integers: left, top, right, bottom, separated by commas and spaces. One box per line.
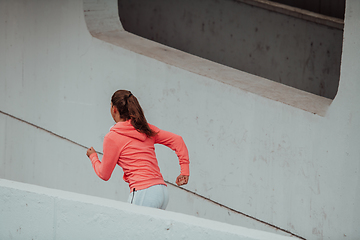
152, 125, 190, 176
89, 135, 121, 181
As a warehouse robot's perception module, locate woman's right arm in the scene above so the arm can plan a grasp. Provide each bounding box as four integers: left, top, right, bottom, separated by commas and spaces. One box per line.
88, 135, 121, 181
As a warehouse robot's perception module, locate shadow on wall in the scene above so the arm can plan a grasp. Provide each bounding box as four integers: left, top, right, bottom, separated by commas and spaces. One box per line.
118, 0, 343, 99
269, 0, 346, 19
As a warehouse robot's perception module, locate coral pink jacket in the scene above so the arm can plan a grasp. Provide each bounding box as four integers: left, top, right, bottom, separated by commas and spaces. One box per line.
89, 120, 189, 192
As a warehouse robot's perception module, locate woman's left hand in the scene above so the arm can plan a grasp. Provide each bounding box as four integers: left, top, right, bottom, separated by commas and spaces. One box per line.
176, 175, 189, 186
86, 147, 96, 157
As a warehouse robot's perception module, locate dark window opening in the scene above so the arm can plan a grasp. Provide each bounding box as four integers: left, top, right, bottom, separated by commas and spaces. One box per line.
118, 0, 344, 99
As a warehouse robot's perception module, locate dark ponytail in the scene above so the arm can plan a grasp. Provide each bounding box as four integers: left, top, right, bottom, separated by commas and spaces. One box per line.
111, 90, 157, 137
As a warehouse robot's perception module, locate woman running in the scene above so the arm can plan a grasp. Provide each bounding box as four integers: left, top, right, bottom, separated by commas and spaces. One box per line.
86, 90, 189, 210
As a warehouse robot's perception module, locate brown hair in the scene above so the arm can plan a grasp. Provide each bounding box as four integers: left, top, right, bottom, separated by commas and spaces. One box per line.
111, 90, 157, 137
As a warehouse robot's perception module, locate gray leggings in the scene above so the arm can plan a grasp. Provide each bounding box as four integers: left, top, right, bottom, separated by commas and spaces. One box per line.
127, 184, 169, 210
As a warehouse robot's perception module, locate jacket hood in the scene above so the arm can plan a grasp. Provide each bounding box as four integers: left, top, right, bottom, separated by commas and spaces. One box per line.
110, 120, 147, 141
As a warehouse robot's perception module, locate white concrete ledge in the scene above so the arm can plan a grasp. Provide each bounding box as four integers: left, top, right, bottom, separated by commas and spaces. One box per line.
0, 179, 295, 240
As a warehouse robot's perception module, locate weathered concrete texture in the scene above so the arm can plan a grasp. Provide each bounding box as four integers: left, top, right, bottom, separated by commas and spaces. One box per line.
0, 179, 295, 240
118, 0, 343, 99
0, 111, 297, 238
269, 0, 345, 19
1, 0, 360, 239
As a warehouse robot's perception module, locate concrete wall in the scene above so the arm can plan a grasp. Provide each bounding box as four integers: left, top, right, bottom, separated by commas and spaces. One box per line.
118, 0, 343, 99
0, 179, 294, 240
0, 0, 360, 239
0, 110, 294, 238
270, 0, 345, 19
